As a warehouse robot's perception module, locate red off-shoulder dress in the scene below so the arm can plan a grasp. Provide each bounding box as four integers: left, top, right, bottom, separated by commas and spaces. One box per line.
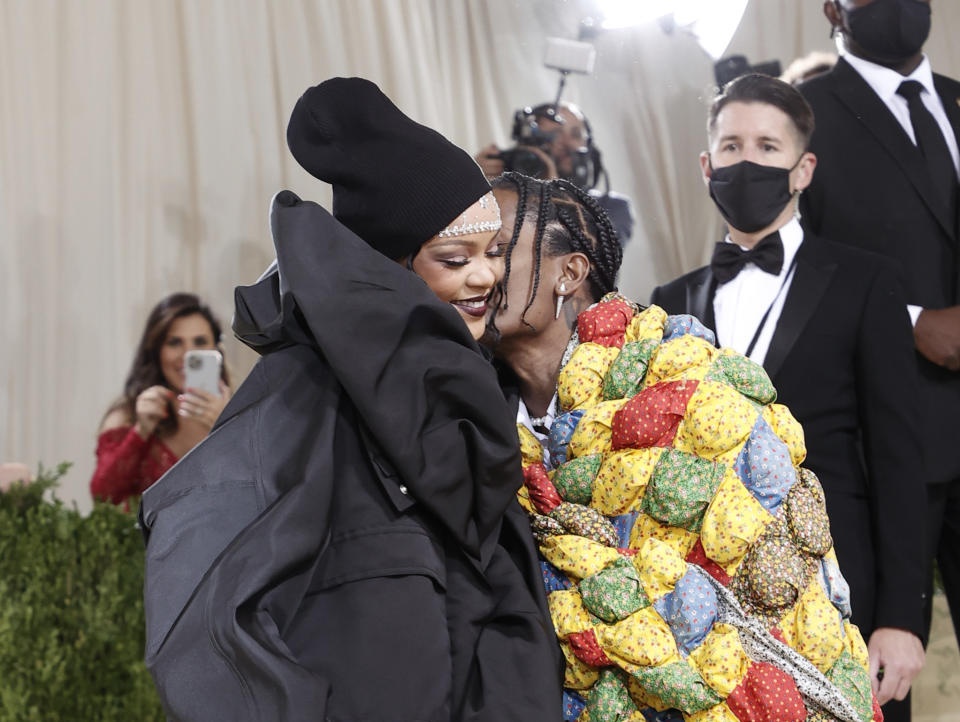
90, 427, 178, 505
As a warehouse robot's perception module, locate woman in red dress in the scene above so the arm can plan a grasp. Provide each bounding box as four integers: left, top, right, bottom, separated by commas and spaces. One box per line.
90, 292, 232, 505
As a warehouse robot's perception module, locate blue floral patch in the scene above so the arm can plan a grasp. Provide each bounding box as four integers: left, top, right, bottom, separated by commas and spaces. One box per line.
819, 557, 852, 619
541, 559, 573, 593
548, 409, 585, 469
563, 690, 586, 721
663, 314, 716, 345
652, 565, 718, 656
734, 417, 797, 513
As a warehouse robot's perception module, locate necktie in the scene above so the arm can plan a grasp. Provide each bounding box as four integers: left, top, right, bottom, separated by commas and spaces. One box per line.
710, 231, 784, 284
897, 80, 958, 211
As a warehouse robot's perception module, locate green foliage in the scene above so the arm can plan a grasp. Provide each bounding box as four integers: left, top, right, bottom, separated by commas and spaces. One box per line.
0, 464, 164, 721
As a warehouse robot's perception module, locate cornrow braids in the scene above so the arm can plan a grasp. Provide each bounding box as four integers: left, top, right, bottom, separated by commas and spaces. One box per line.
521, 181, 553, 327
496, 172, 530, 311
545, 178, 623, 299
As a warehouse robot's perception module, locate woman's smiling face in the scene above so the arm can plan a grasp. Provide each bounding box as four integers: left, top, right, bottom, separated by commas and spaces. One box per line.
408, 194, 506, 339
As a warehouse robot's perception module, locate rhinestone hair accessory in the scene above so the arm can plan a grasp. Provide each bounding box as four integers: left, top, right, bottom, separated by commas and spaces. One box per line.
437, 191, 502, 238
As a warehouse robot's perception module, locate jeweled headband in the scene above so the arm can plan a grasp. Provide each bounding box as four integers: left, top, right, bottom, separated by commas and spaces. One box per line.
437, 191, 502, 238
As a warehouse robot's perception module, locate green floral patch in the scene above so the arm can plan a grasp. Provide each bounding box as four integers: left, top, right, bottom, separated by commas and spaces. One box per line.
553, 454, 603, 505
705, 352, 776, 405
603, 339, 660, 401
580, 556, 650, 623
640, 450, 725, 533
631, 660, 721, 713
587, 669, 637, 722
826, 648, 874, 722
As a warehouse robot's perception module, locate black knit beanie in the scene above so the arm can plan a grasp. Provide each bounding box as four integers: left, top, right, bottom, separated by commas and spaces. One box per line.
286, 77, 491, 260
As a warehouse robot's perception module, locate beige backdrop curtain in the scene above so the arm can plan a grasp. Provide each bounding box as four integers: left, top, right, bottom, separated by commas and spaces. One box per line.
3, 0, 959, 507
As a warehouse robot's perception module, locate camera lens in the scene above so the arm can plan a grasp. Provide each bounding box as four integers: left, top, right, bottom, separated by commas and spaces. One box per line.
502, 148, 551, 179
188, 356, 202, 370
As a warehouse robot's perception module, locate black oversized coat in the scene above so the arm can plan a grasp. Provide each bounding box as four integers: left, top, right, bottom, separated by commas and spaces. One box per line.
140, 190, 562, 721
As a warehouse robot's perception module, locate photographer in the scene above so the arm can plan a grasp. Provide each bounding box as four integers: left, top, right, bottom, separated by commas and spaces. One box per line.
475, 101, 635, 245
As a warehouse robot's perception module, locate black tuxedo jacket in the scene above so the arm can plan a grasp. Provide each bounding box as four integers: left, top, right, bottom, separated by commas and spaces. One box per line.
800, 56, 960, 486
651, 234, 926, 638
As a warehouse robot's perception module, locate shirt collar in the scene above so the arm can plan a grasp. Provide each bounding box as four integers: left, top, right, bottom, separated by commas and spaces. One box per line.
723, 216, 804, 269
843, 52, 935, 102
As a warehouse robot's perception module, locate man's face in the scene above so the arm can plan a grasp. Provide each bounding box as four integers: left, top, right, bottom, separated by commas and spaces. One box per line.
827, 0, 932, 66
706, 101, 804, 173
536, 107, 589, 178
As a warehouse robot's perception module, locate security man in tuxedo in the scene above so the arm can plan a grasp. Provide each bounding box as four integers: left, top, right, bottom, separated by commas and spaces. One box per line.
652, 73, 927, 721
800, 6, 960, 710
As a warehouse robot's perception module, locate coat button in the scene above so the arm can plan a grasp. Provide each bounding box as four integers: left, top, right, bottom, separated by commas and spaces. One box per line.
399, 484, 409, 495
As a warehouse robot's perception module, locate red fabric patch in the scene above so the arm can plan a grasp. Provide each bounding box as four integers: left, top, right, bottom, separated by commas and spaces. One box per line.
523, 463, 562, 514
769, 627, 787, 645
567, 629, 613, 667
577, 297, 633, 348
685, 539, 731, 586
872, 694, 884, 722
618, 547, 639, 557
726, 662, 805, 722
610, 380, 699, 450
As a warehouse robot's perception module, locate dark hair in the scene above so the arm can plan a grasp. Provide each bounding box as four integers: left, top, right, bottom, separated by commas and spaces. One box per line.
708, 73, 816, 149
492, 172, 622, 328
112, 292, 229, 434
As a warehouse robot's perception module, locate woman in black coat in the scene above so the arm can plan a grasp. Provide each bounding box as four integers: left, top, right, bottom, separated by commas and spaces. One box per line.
140, 79, 562, 722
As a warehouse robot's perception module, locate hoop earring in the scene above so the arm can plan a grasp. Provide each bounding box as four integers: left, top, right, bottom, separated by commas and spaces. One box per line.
555, 282, 566, 320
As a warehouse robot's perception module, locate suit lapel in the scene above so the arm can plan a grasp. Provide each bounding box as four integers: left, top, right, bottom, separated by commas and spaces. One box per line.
830, 58, 955, 239
763, 238, 836, 382
934, 74, 960, 245
685, 269, 717, 335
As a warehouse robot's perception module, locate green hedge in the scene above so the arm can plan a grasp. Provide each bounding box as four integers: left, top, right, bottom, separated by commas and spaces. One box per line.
0, 464, 164, 721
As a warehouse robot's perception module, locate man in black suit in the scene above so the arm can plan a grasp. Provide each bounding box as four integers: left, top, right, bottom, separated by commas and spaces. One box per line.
799, 0, 960, 693
651, 73, 926, 719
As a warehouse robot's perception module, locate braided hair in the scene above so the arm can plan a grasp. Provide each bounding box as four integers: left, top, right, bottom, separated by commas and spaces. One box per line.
492, 172, 623, 328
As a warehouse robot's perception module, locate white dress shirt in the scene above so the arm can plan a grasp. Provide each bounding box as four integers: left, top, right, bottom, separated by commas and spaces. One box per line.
713, 217, 803, 366
843, 52, 959, 325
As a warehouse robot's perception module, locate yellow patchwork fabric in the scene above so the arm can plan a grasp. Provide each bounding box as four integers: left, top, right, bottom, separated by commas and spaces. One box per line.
549, 588, 594, 637
844, 621, 870, 671
674, 381, 759, 463
629, 511, 699, 560
559, 639, 600, 689
598, 606, 679, 670
592, 448, 665, 516
558, 343, 622, 412
542, 534, 622, 580
700, 471, 774, 568
518, 423, 544, 468
625, 305, 668, 346
687, 624, 751, 698
762, 403, 807, 467
568, 399, 628, 459
786, 575, 846, 674
686, 702, 740, 722
645, 335, 716, 387
633, 537, 687, 601
516, 485, 534, 515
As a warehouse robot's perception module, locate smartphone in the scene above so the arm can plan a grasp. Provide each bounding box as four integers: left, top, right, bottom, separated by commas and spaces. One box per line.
184, 350, 223, 396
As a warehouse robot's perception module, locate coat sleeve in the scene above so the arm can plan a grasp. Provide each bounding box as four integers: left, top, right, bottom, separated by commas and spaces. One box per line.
854, 259, 928, 638
269, 190, 521, 563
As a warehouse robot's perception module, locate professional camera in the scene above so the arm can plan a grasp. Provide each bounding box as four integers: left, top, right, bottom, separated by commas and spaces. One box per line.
498, 105, 596, 188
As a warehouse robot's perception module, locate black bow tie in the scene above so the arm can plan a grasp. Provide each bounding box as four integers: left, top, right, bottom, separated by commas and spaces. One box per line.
710, 231, 784, 284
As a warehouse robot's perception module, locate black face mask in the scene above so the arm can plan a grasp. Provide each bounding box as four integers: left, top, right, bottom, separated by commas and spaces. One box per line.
842, 0, 931, 64
708, 159, 798, 233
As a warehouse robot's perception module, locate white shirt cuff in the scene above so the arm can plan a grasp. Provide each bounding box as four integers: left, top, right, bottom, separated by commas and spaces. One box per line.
907, 304, 923, 326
